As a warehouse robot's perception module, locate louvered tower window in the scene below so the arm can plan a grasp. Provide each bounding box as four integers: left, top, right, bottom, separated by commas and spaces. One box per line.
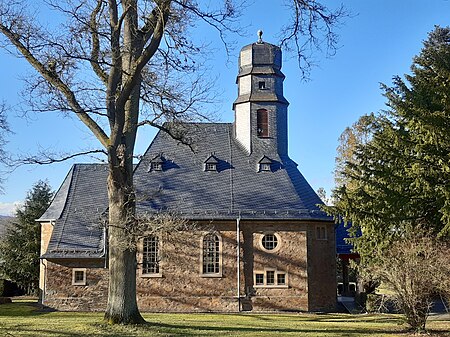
257, 109, 269, 137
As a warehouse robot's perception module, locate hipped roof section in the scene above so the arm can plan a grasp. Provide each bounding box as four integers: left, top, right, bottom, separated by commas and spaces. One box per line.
40, 123, 331, 259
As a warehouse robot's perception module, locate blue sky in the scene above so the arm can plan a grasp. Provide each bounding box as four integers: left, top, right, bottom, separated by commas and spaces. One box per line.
0, 0, 449, 215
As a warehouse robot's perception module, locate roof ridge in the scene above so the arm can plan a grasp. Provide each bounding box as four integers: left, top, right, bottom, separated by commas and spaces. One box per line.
73, 163, 107, 166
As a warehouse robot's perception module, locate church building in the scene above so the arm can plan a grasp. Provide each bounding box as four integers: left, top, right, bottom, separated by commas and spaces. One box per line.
38, 36, 337, 312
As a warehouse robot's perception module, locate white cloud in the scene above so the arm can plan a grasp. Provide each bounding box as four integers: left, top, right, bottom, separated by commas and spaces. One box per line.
0, 201, 22, 216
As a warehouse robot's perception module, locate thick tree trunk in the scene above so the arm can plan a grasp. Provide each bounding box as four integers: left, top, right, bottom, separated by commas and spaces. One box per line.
104, 166, 145, 324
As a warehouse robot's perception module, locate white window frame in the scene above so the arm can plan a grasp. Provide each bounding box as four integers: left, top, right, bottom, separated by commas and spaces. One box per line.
72, 268, 87, 286
151, 162, 163, 171
260, 163, 271, 172
200, 232, 223, 278
204, 163, 217, 172
260, 232, 281, 253
140, 235, 163, 278
253, 269, 288, 288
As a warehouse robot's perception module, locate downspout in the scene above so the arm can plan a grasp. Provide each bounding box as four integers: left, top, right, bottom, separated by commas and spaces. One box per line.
236, 216, 241, 312
40, 259, 47, 304
103, 225, 108, 269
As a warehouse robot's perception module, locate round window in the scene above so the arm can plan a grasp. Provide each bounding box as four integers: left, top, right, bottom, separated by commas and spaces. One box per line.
261, 234, 278, 251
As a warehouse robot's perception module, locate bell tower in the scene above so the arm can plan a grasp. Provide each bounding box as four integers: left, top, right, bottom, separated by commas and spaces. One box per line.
233, 31, 289, 156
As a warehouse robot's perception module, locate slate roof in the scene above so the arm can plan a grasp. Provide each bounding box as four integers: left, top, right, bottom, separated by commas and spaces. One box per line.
40, 164, 108, 259
335, 221, 360, 256
134, 123, 329, 220
40, 123, 332, 259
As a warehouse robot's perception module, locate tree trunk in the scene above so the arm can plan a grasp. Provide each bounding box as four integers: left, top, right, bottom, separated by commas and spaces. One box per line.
104, 166, 145, 324
103, 2, 144, 324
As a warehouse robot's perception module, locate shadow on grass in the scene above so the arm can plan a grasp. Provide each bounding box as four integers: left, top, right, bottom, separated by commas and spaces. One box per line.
4, 325, 450, 337
94, 320, 406, 337
0, 302, 48, 317
2, 304, 448, 337
4, 319, 449, 337
0, 327, 120, 337
241, 313, 404, 323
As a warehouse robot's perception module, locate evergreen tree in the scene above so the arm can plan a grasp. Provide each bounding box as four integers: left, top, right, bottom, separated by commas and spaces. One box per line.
329, 26, 450, 259
0, 181, 53, 295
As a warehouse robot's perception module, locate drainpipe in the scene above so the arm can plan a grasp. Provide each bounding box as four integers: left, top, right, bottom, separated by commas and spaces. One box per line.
40, 259, 47, 304
236, 216, 241, 312
103, 225, 108, 269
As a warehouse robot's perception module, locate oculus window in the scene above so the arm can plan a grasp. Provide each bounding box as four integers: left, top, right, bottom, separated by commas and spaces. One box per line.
261, 233, 278, 251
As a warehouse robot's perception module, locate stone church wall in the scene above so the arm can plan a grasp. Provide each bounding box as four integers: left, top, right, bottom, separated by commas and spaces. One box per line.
42, 221, 335, 312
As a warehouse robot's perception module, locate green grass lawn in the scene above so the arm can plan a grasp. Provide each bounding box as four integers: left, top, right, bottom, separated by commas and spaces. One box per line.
0, 302, 449, 337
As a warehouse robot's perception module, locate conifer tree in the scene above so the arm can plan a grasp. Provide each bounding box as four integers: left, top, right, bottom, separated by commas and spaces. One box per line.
0, 181, 53, 295
330, 26, 450, 258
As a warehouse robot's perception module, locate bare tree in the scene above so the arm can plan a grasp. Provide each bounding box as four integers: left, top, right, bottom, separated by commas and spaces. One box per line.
0, 102, 9, 191
365, 232, 450, 332
334, 113, 374, 189
0, 0, 346, 324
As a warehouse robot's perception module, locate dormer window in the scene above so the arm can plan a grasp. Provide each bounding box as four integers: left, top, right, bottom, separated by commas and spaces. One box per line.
149, 154, 164, 172
260, 163, 271, 172
258, 81, 266, 89
151, 162, 163, 171
258, 156, 272, 172
205, 163, 217, 171
204, 154, 219, 172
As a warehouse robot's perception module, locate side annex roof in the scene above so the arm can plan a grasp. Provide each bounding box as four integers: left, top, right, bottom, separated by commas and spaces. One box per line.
40, 164, 109, 259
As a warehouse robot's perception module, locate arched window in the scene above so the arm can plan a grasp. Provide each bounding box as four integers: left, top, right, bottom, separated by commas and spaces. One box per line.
202, 233, 221, 275
257, 109, 269, 137
143, 235, 160, 275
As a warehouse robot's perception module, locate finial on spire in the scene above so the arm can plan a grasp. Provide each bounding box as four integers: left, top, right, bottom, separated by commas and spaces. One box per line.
257, 30, 263, 43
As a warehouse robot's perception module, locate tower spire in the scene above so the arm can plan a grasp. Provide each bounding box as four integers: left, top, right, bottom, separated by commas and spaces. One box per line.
257, 30, 263, 43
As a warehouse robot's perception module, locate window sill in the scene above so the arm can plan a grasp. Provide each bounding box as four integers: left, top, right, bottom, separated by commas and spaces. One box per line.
200, 273, 223, 278
141, 273, 163, 278
72, 282, 87, 286
254, 285, 289, 289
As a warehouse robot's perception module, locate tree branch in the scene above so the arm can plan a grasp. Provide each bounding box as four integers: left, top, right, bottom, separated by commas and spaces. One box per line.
115, 0, 170, 118
8, 149, 107, 166
0, 19, 110, 148
137, 120, 195, 152
106, 0, 122, 130
90, 0, 109, 84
